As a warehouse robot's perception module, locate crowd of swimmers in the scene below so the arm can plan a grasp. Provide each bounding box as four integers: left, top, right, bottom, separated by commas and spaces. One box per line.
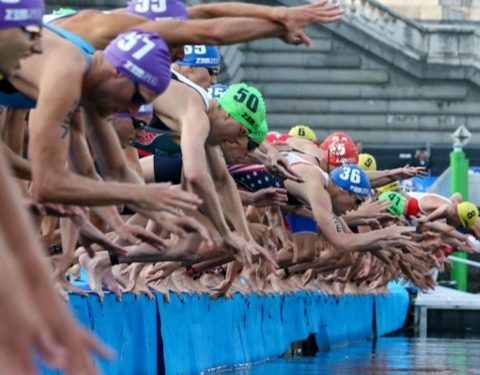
1, 0, 480, 372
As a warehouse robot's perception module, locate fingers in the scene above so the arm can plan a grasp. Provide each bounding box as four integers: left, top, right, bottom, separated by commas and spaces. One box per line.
278, 160, 304, 182
80, 328, 115, 360
135, 230, 167, 251
105, 242, 128, 257
83, 243, 96, 258
299, 31, 313, 48
35, 329, 66, 369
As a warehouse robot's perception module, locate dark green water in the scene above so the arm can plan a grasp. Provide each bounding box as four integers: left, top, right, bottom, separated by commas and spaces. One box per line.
220, 336, 480, 374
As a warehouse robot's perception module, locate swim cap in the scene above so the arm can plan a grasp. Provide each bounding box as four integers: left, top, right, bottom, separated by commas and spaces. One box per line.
127, 0, 188, 20
0, 0, 44, 28
376, 180, 401, 193
320, 132, 358, 167
104, 30, 171, 95
457, 202, 479, 228
378, 191, 405, 217
405, 198, 420, 219
289, 124, 317, 141
114, 104, 153, 119
176, 45, 221, 70
330, 164, 373, 198
208, 83, 227, 100
358, 153, 377, 171
218, 83, 268, 143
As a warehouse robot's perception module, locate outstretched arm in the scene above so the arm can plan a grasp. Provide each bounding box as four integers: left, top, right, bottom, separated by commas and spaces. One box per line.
140, 1, 343, 48
417, 203, 455, 224
367, 166, 427, 188
285, 164, 413, 253
207, 145, 252, 239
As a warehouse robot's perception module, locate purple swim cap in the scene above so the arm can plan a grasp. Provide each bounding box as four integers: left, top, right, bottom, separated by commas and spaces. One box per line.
127, 0, 188, 20
0, 0, 44, 28
104, 30, 171, 95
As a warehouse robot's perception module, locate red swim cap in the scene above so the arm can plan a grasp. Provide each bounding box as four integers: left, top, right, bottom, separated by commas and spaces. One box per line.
405, 198, 420, 219
320, 132, 358, 167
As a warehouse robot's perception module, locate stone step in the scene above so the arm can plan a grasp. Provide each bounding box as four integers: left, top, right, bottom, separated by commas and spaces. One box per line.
266, 113, 480, 132
265, 99, 480, 115
243, 68, 389, 84
242, 52, 362, 69
380, 0, 440, 6
390, 5, 443, 19
256, 83, 467, 100
244, 39, 332, 53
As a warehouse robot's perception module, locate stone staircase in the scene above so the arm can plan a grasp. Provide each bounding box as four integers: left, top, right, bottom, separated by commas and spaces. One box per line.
218, 0, 480, 146
378, 0, 480, 22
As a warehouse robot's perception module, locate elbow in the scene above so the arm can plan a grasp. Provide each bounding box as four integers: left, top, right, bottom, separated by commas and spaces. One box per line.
32, 179, 58, 203
32, 169, 67, 203
101, 162, 130, 182
214, 170, 231, 187
335, 238, 351, 254
185, 171, 207, 189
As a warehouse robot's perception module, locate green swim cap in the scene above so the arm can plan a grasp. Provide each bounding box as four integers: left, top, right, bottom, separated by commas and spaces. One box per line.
379, 191, 406, 217
218, 83, 268, 143
52, 7, 77, 16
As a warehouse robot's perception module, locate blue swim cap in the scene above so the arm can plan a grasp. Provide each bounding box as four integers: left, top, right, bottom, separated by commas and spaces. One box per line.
208, 84, 228, 99
176, 45, 221, 70
330, 164, 372, 198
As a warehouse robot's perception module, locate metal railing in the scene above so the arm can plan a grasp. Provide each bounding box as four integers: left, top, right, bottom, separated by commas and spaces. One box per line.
449, 255, 480, 268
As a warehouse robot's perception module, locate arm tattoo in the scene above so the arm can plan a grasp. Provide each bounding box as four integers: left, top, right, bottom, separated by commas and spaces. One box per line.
60, 101, 79, 139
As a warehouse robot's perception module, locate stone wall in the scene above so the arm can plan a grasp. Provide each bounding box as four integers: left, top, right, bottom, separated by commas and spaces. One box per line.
378, 0, 480, 21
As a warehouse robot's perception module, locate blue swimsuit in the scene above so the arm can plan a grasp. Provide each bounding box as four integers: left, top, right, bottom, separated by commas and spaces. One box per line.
0, 23, 95, 108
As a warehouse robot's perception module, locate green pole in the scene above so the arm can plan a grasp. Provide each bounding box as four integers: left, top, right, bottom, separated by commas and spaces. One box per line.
450, 149, 469, 291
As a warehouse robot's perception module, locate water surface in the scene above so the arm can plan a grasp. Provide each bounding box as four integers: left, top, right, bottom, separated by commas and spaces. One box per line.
220, 336, 480, 375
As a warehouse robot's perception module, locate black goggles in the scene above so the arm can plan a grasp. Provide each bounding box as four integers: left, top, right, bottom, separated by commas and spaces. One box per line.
131, 82, 148, 105
247, 138, 261, 151
207, 68, 219, 76
355, 196, 366, 205
131, 117, 148, 130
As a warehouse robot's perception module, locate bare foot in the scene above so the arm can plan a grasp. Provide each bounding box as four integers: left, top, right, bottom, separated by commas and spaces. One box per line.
111, 265, 129, 290
170, 270, 198, 294
265, 274, 283, 294
57, 275, 88, 297
79, 251, 111, 301
231, 277, 251, 295
69, 264, 81, 281
102, 267, 122, 301
149, 279, 171, 303
163, 275, 183, 297
240, 268, 260, 293
199, 273, 223, 291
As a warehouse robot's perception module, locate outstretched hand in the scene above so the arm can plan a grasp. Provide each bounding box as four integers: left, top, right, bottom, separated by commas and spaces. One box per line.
277, 1, 344, 48
251, 187, 288, 207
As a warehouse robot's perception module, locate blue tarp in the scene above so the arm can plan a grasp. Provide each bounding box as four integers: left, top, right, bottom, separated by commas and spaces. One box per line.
375, 284, 410, 337
41, 288, 409, 375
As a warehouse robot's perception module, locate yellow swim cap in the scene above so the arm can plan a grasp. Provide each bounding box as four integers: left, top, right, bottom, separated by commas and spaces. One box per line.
288, 124, 317, 141
457, 202, 479, 228
376, 181, 401, 193
358, 153, 377, 171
